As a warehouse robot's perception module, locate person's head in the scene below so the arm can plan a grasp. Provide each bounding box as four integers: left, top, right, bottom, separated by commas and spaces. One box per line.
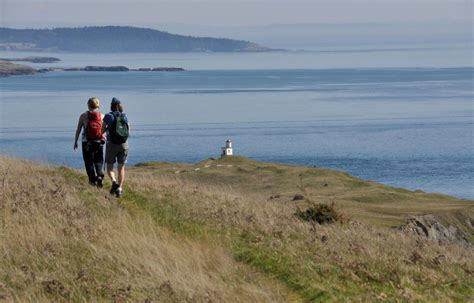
87, 97, 100, 110
111, 97, 124, 112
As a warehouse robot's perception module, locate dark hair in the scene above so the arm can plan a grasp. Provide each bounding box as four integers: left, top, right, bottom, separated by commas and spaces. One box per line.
111, 98, 124, 112
111, 103, 123, 112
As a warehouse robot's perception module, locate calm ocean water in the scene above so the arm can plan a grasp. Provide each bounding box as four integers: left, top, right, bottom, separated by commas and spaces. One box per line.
0, 49, 473, 198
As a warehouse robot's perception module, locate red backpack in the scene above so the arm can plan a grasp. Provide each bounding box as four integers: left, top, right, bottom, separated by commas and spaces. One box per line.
86, 111, 102, 141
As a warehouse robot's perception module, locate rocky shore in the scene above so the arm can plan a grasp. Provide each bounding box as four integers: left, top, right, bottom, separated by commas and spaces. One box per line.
0, 56, 184, 76
1, 61, 185, 76
0, 61, 36, 76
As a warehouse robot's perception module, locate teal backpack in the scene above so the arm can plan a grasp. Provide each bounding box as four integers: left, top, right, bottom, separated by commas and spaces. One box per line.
110, 112, 129, 144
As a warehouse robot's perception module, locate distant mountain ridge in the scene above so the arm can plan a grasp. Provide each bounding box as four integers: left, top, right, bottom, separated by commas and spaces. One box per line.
0, 26, 272, 52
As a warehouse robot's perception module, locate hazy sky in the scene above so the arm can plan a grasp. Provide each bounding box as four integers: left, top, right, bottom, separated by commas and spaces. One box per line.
0, 0, 472, 28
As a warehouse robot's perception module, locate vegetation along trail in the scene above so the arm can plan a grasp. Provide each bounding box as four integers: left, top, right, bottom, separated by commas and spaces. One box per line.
1, 156, 473, 302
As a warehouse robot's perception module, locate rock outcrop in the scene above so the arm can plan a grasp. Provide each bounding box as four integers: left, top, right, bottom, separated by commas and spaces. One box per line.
0, 61, 36, 76
399, 215, 469, 245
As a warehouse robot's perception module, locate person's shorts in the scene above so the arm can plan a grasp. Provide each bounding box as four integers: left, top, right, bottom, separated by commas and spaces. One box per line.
105, 142, 129, 165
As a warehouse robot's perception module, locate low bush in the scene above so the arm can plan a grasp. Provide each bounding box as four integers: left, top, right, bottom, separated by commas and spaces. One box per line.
295, 203, 344, 224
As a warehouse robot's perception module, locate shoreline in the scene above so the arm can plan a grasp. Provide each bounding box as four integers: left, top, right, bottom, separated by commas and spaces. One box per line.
2, 153, 472, 201
0, 61, 185, 76
0, 56, 185, 76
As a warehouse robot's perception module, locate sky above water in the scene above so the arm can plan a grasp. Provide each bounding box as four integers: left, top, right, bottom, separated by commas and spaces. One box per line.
1, 0, 472, 50
1, 0, 471, 27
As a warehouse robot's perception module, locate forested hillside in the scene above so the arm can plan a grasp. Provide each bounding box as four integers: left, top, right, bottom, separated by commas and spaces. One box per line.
0, 26, 270, 52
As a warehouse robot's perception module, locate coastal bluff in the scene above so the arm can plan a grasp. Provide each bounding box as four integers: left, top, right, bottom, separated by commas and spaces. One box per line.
1, 156, 472, 301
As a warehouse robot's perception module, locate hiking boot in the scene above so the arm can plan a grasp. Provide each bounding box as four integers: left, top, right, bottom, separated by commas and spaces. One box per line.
110, 181, 119, 195
115, 187, 123, 198
96, 176, 103, 188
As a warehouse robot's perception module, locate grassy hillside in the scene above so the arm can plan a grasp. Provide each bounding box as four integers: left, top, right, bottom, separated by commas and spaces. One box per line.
1, 156, 473, 302
0, 158, 294, 302
136, 156, 473, 228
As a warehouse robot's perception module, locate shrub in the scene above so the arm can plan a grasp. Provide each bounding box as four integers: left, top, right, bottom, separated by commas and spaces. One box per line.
295, 203, 344, 224
292, 194, 305, 201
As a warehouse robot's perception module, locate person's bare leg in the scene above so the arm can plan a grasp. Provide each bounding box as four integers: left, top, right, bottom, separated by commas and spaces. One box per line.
107, 163, 117, 183
118, 164, 125, 187
108, 163, 121, 195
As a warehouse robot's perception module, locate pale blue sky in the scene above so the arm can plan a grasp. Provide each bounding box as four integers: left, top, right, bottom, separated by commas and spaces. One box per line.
1, 0, 471, 49
0, 0, 471, 27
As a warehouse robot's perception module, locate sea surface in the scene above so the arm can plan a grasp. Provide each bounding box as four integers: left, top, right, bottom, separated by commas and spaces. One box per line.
0, 48, 473, 199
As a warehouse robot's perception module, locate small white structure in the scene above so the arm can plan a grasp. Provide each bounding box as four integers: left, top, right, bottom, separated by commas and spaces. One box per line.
221, 139, 233, 157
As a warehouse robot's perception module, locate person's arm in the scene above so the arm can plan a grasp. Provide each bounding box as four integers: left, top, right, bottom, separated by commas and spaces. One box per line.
74, 113, 85, 150
102, 113, 109, 134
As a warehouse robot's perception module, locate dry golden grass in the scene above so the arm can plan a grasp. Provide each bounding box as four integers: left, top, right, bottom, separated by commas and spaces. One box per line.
129, 157, 474, 302
136, 156, 473, 231
1, 155, 473, 302
0, 157, 295, 302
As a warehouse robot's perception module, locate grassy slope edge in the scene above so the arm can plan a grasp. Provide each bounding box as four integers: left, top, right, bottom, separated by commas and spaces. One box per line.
128, 156, 473, 302
0, 157, 297, 302
1, 156, 473, 302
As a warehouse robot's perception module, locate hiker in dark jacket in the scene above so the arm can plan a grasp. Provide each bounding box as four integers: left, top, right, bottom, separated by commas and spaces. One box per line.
102, 97, 130, 198
74, 97, 106, 187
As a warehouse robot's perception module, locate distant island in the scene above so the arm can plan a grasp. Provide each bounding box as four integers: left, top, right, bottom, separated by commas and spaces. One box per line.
0, 26, 272, 53
38, 66, 185, 73
0, 59, 185, 76
0, 56, 60, 63
82, 66, 184, 72
0, 61, 36, 76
